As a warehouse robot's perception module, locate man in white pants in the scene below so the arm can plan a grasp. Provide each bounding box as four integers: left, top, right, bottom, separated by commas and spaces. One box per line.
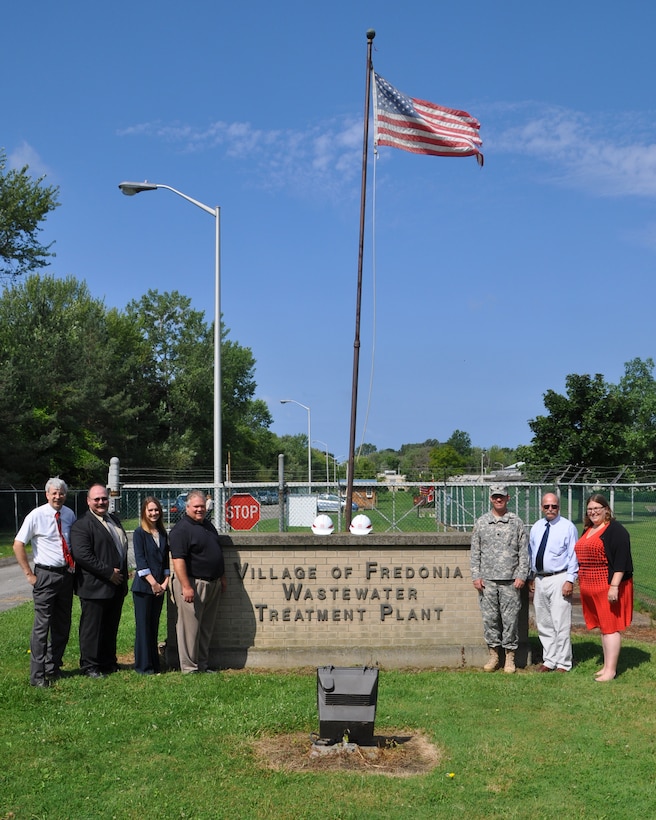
529, 493, 579, 672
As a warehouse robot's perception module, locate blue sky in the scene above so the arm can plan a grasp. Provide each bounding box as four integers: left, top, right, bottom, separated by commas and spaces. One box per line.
3, 1, 656, 463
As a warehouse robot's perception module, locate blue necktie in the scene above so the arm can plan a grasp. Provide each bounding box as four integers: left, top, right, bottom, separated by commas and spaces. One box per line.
536, 522, 550, 573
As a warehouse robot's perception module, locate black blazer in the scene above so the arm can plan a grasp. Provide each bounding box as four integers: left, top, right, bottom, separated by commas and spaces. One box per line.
599, 519, 634, 584
70, 511, 129, 599
131, 526, 169, 594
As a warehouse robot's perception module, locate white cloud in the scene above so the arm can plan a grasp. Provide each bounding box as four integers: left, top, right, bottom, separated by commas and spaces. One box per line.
120, 102, 656, 202
117, 116, 363, 200
8, 141, 53, 178
490, 102, 656, 198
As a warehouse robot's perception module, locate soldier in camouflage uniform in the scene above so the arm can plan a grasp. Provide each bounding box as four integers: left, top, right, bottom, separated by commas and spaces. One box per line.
470, 484, 529, 673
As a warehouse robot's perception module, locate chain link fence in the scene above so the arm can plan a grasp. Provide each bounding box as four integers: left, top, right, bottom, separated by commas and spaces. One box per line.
3, 479, 655, 607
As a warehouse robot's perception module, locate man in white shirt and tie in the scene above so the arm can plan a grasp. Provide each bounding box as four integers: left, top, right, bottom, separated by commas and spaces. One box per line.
528, 492, 579, 672
13, 477, 76, 687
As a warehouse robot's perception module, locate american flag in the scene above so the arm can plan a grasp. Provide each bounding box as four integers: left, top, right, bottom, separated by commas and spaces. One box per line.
373, 73, 483, 166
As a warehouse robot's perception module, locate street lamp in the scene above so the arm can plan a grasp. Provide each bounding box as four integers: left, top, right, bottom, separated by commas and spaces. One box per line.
280, 399, 311, 492
313, 440, 330, 490
330, 455, 346, 489
118, 181, 222, 526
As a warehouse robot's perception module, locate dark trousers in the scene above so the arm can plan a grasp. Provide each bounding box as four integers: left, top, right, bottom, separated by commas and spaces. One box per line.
133, 590, 164, 674
31, 567, 74, 684
78, 594, 125, 674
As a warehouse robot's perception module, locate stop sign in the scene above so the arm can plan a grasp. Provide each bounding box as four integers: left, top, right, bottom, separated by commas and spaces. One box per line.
225, 493, 261, 531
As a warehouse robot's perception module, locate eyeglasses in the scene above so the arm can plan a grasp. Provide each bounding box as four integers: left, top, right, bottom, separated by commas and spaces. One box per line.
586, 507, 605, 515
542, 504, 559, 510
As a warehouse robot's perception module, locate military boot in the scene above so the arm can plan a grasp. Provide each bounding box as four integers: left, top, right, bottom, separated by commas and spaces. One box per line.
503, 649, 516, 674
483, 646, 501, 672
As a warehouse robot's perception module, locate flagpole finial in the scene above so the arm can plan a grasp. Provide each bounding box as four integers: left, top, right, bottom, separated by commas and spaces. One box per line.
366, 29, 376, 41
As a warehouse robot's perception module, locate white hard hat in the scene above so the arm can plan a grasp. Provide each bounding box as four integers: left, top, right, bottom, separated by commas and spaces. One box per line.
311, 514, 334, 535
349, 514, 372, 535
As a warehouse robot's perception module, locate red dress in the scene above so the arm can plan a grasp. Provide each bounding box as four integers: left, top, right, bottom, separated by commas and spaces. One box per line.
575, 524, 633, 633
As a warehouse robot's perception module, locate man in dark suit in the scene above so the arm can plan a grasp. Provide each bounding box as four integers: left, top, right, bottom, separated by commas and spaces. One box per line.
70, 484, 128, 678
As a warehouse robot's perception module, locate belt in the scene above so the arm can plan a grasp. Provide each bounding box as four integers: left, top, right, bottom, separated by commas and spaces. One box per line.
536, 570, 566, 577
35, 564, 69, 573
195, 576, 219, 583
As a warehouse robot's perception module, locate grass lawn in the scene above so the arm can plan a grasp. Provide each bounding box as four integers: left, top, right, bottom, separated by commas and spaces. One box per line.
1, 595, 656, 819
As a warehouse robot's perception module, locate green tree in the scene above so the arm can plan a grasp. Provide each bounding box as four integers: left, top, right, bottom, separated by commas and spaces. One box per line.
125, 290, 274, 476
377, 448, 401, 473
277, 434, 310, 482
428, 444, 466, 479
446, 429, 472, 457
398, 443, 437, 480
0, 149, 60, 277
525, 372, 627, 467
220, 335, 274, 479
617, 357, 656, 464
394, 439, 441, 479
490, 445, 520, 469
125, 289, 209, 450
0, 274, 142, 484
353, 456, 377, 479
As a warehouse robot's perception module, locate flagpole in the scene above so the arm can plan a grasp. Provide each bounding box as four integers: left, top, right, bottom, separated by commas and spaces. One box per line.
345, 28, 375, 529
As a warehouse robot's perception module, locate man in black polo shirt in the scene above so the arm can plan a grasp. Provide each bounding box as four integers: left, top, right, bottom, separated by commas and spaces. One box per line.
170, 490, 227, 673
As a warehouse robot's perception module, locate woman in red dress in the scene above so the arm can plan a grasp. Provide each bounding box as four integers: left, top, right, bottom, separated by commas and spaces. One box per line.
574, 493, 633, 681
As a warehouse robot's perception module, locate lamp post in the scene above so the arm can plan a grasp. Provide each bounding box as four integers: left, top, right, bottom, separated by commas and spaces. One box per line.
313, 440, 330, 490
331, 455, 346, 490
118, 181, 222, 527
280, 399, 311, 492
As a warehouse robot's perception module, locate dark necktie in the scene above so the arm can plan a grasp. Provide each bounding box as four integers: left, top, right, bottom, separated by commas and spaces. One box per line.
55, 511, 75, 569
535, 521, 550, 573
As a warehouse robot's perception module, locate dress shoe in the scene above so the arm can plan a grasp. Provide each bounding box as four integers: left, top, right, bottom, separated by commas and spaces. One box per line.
85, 670, 106, 679
538, 665, 553, 672
31, 679, 50, 688
555, 668, 568, 673
47, 671, 62, 682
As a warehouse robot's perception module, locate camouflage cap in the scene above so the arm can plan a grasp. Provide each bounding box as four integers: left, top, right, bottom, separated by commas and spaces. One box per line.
489, 483, 509, 496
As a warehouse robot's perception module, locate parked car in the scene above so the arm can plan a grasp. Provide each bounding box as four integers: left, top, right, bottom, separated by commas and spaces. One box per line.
316, 493, 358, 513
168, 492, 215, 520
254, 489, 278, 505
169, 492, 188, 519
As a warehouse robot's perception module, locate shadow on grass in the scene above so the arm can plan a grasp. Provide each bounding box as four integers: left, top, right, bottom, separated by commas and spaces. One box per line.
620, 643, 652, 672
573, 639, 602, 664
573, 638, 652, 675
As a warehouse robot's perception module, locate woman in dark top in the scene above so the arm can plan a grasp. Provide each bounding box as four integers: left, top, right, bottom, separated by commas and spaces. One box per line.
574, 493, 633, 682
132, 497, 170, 674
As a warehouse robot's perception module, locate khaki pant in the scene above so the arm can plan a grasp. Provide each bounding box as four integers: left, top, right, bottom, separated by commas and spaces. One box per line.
172, 576, 222, 673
